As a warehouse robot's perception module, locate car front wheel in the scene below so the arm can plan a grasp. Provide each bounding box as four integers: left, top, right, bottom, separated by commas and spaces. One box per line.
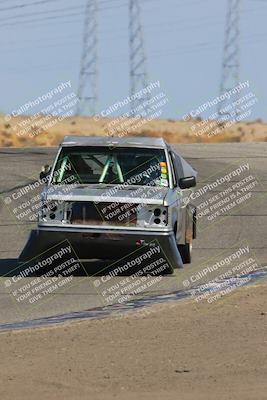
178, 243, 192, 264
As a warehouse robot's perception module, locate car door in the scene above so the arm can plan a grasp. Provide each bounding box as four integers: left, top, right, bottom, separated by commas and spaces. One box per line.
169, 150, 194, 243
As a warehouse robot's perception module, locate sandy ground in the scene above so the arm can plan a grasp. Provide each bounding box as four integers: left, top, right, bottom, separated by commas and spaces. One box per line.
0, 114, 267, 147
0, 281, 266, 400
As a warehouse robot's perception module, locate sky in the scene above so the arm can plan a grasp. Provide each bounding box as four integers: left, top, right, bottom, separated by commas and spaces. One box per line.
0, 0, 266, 121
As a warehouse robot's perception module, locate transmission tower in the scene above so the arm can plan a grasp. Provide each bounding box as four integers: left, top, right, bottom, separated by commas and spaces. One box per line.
76, 0, 98, 116
218, 0, 241, 120
129, 0, 149, 116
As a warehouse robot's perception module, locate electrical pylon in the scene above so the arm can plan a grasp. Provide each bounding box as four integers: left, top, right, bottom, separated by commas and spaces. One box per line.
218, 0, 241, 120
76, 0, 98, 116
129, 0, 149, 116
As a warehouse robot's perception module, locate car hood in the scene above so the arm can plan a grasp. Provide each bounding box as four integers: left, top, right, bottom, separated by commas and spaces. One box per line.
43, 184, 170, 205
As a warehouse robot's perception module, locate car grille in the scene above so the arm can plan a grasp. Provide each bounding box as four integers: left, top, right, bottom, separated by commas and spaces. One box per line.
68, 201, 138, 226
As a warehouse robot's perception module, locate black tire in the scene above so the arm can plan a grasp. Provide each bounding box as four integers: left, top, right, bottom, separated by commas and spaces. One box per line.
178, 243, 192, 264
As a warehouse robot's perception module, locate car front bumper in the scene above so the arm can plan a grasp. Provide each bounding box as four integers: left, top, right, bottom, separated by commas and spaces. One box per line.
19, 226, 183, 272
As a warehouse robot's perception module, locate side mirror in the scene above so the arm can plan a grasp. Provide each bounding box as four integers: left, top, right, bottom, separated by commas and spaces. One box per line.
40, 165, 51, 181
179, 176, 196, 189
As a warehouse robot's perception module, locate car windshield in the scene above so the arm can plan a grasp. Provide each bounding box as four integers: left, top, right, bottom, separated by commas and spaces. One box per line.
51, 146, 169, 187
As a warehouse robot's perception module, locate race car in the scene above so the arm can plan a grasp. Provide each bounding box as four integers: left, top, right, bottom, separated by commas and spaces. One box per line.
19, 136, 197, 274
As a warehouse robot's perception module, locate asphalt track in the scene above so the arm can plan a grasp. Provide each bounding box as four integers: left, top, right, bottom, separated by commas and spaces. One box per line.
0, 142, 266, 326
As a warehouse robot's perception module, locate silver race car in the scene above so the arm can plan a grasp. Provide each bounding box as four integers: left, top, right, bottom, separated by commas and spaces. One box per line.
20, 136, 197, 273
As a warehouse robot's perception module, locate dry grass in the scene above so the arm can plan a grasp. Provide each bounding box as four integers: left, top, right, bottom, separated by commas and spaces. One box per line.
0, 113, 266, 147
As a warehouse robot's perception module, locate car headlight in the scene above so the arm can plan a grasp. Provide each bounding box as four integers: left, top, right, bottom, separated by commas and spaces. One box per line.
136, 205, 168, 228
39, 199, 64, 222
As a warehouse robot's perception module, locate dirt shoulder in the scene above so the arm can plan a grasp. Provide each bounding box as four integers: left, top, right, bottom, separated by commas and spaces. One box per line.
0, 281, 266, 400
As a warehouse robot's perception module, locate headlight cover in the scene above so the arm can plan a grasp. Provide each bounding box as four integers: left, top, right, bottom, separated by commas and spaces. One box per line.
39, 199, 64, 222
136, 205, 168, 228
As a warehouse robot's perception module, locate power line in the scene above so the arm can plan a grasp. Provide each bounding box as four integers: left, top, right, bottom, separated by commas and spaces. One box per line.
0, 0, 205, 29
0, 0, 129, 22
0, 16, 84, 31
0, 16, 226, 51
0, 11, 86, 28
0, 0, 130, 28
2, 32, 265, 74
0, 0, 60, 12
0, 4, 85, 22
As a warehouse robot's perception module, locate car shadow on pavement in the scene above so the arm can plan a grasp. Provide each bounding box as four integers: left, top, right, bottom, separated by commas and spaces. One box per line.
0, 258, 173, 277
0, 258, 111, 277
0, 259, 18, 276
